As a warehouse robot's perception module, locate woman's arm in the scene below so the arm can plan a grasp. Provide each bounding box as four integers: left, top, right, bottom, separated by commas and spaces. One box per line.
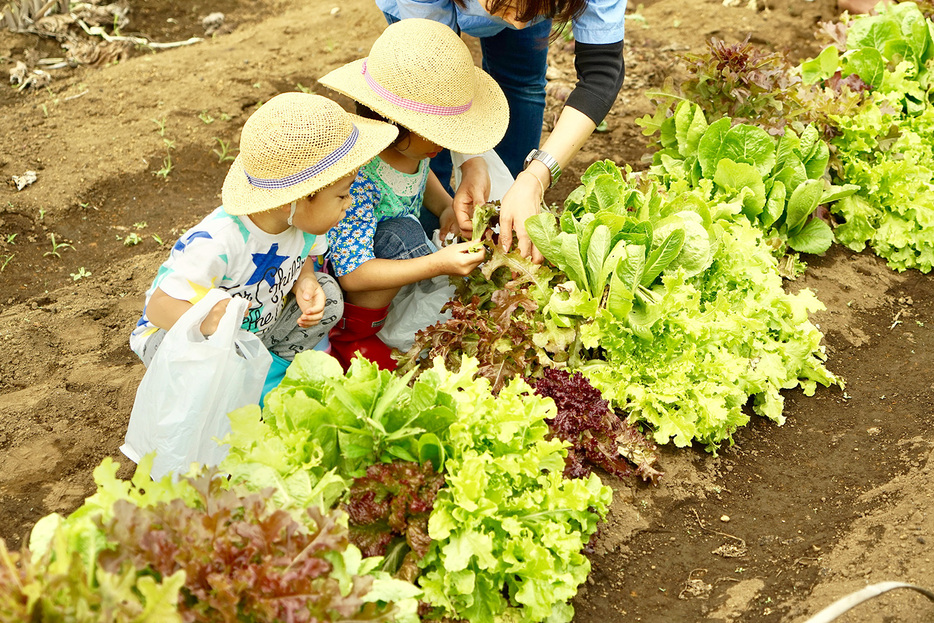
499, 40, 625, 263
499, 107, 596, 263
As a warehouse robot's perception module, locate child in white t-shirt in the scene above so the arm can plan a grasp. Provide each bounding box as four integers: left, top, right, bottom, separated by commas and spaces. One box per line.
130, 92, 397, 388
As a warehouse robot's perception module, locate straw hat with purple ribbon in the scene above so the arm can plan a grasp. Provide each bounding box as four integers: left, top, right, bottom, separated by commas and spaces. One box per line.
317, 18, 509, 155
222, 92, 398, 216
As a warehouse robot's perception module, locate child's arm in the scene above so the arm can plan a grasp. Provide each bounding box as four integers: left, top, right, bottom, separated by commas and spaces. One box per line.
292, 258, 326, 328
422, 170, 459, 239
147, 287, 232, 336
338, 241, 484, 292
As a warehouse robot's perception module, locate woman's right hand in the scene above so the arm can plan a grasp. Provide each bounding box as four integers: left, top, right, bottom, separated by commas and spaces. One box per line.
435, 240, 486, 276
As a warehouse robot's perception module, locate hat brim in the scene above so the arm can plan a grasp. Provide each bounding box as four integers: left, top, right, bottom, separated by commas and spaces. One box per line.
319, 59, 509, 155
222, 114, 398, 216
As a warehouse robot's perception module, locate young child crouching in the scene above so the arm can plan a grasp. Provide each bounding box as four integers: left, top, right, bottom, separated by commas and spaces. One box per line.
129, 92, 398, 391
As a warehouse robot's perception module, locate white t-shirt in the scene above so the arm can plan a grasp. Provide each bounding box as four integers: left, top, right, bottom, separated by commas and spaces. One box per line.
129, 206, 327, 357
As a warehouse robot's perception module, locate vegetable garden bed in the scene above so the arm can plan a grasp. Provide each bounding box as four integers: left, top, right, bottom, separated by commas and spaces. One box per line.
1, 0, 933, 621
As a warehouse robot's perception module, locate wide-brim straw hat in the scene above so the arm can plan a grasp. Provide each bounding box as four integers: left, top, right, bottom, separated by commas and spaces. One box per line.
318, 19, 508, 155
222, 92, 398, 216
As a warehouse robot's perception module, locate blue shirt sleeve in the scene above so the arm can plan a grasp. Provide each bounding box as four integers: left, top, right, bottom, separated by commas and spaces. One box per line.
380, 0, 458, 29
379, 0, 627, 43
572, 0, 627, 45
328, 170, 380, 278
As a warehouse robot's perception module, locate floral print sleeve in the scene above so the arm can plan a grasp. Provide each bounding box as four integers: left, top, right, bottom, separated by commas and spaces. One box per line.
328, 169, 380, 278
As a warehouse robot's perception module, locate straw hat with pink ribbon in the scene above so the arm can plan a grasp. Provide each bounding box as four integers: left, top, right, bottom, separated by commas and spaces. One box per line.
317, 18, 509, 155
222, 92, 398, 216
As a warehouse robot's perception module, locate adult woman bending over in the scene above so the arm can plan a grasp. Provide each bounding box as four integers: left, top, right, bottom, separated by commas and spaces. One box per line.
376, 0, 626, 263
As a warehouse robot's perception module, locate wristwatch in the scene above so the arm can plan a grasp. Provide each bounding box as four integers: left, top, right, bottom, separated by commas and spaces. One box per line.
524, 149, 561, 186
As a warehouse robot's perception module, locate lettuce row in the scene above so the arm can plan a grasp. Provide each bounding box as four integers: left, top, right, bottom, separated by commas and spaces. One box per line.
802, 2, 934, 271
579, 218, 837, 451
637, 101, 857, 258
417, 358, 611, 623
4, 453, 418, 623
527, 161, 840, 451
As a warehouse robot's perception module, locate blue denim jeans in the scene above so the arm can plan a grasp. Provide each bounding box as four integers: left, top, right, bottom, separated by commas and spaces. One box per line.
373, 216, 434, 261
382, 14, 551, 235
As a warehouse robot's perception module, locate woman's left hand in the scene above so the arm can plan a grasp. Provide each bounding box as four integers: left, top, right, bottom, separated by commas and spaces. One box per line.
451, 156, 491, 234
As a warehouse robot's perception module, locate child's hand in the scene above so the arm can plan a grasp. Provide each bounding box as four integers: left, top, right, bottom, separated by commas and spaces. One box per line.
294, 274, 326, 328
199, 299, 232, 336
435, 239, 486, 276
438, 206, 461, 242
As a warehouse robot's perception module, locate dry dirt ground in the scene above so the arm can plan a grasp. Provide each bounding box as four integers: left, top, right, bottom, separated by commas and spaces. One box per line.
1, 0, 933, 621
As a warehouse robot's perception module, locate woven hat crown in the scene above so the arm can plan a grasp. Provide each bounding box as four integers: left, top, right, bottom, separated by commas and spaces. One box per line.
365, 19, 478, 110
239, 93, 355, 181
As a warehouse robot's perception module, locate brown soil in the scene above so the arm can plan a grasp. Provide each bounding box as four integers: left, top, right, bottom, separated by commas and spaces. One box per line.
1, 0, 932, 621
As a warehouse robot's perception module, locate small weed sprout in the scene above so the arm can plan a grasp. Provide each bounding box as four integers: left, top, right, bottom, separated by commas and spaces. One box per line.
152, 116, 167, 136
123, 232, 143, 246
133, 221, 148, 230
44, 234, 74, 258
5, 233, 16, 244
163, 138, 176, 150
70, 266, 91, 281
155, 153, 173, 179
38, 208, 47, 220
0, 254, 13, 271
213, 137, 237, 163
296, 83, 312, 94
151, 234, 164, 245
199, 110, 216, 124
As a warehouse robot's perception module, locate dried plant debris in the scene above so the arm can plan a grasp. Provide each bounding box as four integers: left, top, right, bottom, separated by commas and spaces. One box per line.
1, 0, 69, 33
11, 170, 38, 191
63, 37, 132, 66
8, 61, 49, 90
3, 0, 201, 84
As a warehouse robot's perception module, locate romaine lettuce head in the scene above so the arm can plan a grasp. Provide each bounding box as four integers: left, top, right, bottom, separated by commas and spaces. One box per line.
653, 211, 714, 278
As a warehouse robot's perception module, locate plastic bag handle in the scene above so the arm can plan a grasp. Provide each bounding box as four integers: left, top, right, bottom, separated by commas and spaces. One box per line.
171, 289, 246, 344
210, 296, 250, 345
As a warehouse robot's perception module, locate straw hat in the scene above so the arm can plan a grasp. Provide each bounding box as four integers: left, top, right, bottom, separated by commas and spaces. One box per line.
317, 19, 509, 155
222, 92, 398, 216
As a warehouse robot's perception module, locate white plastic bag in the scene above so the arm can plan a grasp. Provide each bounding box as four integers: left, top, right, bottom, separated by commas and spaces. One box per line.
121, 289, 272, 480
452, 149, 515, 201
378, 274, 456, 353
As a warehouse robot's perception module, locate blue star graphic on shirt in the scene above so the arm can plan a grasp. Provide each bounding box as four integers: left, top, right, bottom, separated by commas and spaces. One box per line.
246, 243, 288, 288
173, 230, 213, 253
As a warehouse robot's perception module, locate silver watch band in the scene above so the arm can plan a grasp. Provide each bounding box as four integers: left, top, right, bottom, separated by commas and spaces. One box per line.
524, 149, 561, 186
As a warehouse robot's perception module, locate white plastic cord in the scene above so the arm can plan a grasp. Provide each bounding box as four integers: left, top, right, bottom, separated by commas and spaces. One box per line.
802, 582, 934, 623
288, 201, 296, 226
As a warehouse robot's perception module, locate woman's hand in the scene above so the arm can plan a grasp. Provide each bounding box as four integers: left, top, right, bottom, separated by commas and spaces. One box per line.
498, 170, 545, 264
293, 273, 326, 328
451, 156, 491, 234
434, 240, 486, 276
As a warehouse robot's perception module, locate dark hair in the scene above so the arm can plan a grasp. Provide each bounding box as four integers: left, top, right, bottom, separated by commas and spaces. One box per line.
453, 0, 587, 26
354, 102, 412, 148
